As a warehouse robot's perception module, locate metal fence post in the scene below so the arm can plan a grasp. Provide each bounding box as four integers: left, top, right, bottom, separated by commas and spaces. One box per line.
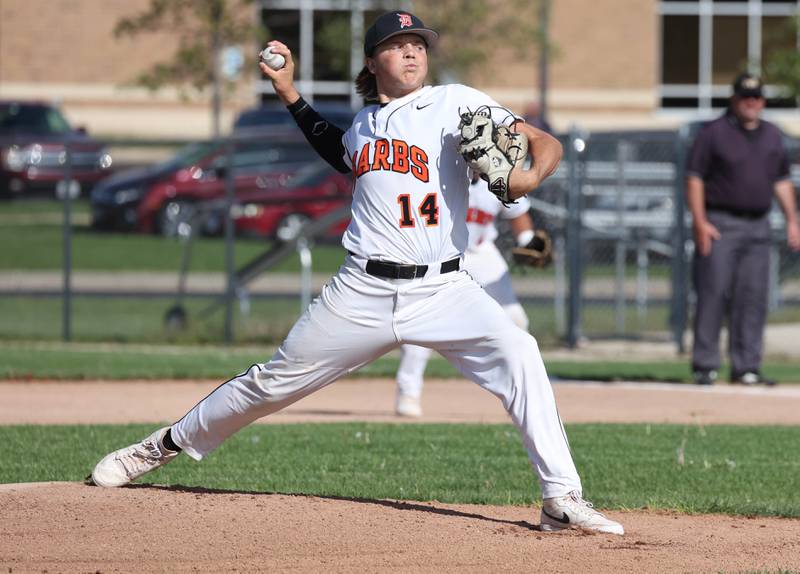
670, 125, 690, 354
61, 137, 73, 342
554, 235, 566, 335
566, 126, 584, 348
223, 138, 236, 345
614, 139, 629, 334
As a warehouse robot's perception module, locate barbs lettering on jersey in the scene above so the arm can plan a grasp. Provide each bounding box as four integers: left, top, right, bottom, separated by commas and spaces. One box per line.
352, 139, 430, 182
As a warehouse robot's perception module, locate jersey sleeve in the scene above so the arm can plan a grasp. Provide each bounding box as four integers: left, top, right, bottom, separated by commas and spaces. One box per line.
287, 97, 351, 174
454, 85, 521, 128
498, 194, 531, 219
776, 129, 791, 182
686, 123, 712, 180
341, 126, 354, 171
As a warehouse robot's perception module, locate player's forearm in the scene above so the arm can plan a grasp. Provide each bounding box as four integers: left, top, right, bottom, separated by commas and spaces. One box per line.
286, 97, 350, 174
510, 214, 535, 246
686, 176, 708, 225
509, 213, 534, 237
508, 124, 562, 200
276, 86, 301, 107
775, 180, 798, 226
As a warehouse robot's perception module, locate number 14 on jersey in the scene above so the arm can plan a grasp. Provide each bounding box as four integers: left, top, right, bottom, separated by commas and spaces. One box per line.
397, 193, 439, 228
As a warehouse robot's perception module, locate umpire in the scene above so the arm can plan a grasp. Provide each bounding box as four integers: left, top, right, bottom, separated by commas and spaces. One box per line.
686, 72, 800, 386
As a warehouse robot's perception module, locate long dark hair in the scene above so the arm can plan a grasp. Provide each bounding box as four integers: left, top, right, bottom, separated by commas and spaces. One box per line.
355, 65, 378, 101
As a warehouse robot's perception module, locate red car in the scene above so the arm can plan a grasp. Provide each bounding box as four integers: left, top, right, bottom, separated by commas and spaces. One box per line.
231, 161, 352, 241
0, 101, 113, 198
136, 133, 318, 235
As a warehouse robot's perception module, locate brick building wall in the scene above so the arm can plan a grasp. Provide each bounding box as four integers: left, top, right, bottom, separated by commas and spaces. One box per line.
0, 0, 255, 138
3, 0, 794, 138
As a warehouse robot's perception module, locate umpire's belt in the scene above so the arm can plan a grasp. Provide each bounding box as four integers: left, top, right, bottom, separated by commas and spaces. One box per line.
359, 255, 460, 279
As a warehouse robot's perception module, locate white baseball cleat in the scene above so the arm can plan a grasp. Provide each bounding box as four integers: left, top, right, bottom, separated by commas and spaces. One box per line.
540, 491, 624, 535
91, 427, 179, 488
395, 394, 423, 418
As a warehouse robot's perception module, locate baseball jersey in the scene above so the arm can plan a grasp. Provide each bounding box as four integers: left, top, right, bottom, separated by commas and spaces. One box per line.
341, 84, 518, 264
466, 179, 530, 251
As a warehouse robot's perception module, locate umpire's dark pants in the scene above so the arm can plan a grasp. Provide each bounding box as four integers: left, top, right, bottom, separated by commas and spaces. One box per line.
692, 210, 771, 377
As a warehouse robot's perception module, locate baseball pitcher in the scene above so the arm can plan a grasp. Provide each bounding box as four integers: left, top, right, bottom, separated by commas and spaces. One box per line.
90, 10, 623, 536
395, 173, 552, 417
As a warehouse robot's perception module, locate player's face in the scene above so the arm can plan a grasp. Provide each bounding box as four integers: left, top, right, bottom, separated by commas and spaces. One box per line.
368, 33, 428, 99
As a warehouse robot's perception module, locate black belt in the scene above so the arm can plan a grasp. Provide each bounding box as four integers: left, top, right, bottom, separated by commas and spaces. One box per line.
706, 205, 768, 220
358, 255, 460, 279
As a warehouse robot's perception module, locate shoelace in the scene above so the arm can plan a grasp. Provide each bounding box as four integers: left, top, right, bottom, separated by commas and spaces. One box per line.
142, 439, 164, 459
564, 491, 611, 519
568, 491, 594, 508
116, 440, 164, 477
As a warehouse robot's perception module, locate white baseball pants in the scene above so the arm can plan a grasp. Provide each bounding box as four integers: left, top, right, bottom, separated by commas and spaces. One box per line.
171, 253, 581, 498
397, 240, 529, 399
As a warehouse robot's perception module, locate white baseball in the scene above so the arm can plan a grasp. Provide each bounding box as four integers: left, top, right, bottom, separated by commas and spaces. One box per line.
260, 47, 286, 71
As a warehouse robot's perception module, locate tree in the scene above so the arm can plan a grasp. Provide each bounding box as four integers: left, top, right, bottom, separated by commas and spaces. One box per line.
415, 0, 546, 85
114, 0, 262, 137
764, 13, 800, 103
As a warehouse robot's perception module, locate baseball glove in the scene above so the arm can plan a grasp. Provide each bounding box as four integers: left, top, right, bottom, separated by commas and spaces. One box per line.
512, 230, 553, 268
457, 109, 528, 204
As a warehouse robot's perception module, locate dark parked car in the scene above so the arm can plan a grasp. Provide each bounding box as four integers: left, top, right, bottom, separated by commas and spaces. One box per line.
90, 130, 318, 235
231, 160, 352, 241
0, 101, 113, 198
232, 101, 355, 133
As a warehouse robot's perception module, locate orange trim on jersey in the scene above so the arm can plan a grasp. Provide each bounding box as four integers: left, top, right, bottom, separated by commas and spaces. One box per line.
357, 142, 372, 176
418, 192, 439, 227
372, 139, 391, 171
409, 145, 429, 182
397, 194, 415, 228
391, 140, 410, 174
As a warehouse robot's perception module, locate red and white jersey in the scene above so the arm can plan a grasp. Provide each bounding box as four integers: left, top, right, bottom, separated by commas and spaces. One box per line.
341, 84, 517, 264
466, 179, 530, 252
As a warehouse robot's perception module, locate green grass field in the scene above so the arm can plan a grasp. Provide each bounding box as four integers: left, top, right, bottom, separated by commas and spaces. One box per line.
2, 423, 798, 517
1, 340, 799, 382
0, 222, 349, 273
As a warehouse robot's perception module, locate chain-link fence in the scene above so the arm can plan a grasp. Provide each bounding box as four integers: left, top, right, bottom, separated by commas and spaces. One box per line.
520, 126, 800, 349
3, 126, 800, 348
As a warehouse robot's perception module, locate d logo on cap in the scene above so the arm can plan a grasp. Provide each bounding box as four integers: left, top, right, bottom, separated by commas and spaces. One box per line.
398, 13, 413, 28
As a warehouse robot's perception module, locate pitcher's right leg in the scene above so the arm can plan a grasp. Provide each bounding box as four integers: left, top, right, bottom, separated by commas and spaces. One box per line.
91, 267, 397, 485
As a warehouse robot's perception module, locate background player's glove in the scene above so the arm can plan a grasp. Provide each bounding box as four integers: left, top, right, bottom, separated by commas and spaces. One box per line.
512, 230, 553, 268
457, 109, 528, 204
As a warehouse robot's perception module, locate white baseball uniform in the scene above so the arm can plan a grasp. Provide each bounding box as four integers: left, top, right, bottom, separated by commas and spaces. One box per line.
171, 84, 581, 498
397, 179, 531, 400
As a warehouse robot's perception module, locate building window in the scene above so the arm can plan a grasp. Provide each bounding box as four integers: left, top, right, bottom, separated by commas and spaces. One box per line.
659, 0, 799, 110
257, 1, 408, 107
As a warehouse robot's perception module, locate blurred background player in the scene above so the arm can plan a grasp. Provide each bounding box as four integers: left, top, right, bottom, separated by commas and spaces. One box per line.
395, 172, 544, 417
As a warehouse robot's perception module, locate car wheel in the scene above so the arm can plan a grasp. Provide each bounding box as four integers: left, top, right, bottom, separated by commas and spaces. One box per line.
275, 213, 311, 242
157, 200, 196, 237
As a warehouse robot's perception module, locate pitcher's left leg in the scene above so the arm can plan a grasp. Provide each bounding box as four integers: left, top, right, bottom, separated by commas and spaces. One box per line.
403, 274, 622, 534
399, 273, 579, 498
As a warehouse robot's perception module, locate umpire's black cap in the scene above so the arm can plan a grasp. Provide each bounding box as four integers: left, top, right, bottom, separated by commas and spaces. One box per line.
732, 72, 764, 98
364, 11, 438, 56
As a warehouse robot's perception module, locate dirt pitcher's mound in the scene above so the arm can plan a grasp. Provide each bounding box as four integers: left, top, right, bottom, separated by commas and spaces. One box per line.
1, 482, 798, 574
3, 379, 800, 572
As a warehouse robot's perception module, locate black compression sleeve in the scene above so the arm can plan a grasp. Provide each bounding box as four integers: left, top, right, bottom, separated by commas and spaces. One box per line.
287, 97, 351, 174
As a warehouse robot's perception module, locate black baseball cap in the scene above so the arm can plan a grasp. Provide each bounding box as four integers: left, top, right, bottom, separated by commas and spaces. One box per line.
363, 11, 438, 56
732, 73, 764, 98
